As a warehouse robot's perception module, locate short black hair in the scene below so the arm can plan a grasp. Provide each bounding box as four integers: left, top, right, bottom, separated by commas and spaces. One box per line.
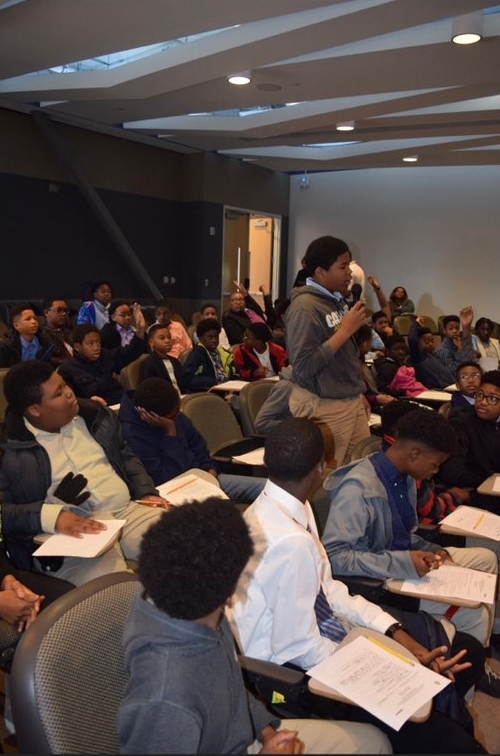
196, 318, 221, 338
417, 327, 432, 339
395, 408, 456, 454
385, 334, 406, 350
455, 361, 482, 381
9, 304, 35, 326
371, 310, 387, 324
72, 323, 100, 345
138, 498, 253, 620
481, 370, 500, 390
155, 299, 172, 311
442, 315, 459, 328
4, 360, 54, 415
109, 300, 131, 316
43, 297, 67, 311
133, 377, 179, 416
246, 322, 272, 342
264, 417, 324, 481
92, 280, 111, 295
475, 317, 493, 331
147, 323, 170, 339
354, 324, 373, 346
380, 400, 429, 438
200, 303, 218, 315
303, 236, 349, 276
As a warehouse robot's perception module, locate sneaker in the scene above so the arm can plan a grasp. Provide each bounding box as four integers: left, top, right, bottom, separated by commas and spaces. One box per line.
476, 662, 500, 698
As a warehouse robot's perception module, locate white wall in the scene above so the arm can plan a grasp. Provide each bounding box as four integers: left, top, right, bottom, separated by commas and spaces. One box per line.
288, 166, 500, 323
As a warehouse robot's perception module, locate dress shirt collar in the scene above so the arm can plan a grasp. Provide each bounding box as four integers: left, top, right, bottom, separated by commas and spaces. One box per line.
305, 277, 343, 301
24, 414, 80, 439
370, 450, 407, 488
263, 479, 310, 531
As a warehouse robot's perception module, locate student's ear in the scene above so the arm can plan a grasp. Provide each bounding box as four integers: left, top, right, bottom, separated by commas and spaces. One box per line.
73, 342, 82, 354
25, 403, 42, 421
12, 318, 20, 333
408, 445, 422, 463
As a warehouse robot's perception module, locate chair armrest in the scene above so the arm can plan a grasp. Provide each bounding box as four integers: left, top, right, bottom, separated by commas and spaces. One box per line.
339, 576, 385, 603
238, 654, 305, 702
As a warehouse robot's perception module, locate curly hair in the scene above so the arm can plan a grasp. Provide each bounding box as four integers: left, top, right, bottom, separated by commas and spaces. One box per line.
264, 417, 324, 481
71, 323, 100, 345
481, 370, 500, 390
395, 408, 456, 454
133, 377, 179, 416
196, 317, 221, 339
138, 498, 253, 619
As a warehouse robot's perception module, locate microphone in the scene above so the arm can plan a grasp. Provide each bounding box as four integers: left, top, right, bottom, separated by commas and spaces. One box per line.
350, 283, 362, 306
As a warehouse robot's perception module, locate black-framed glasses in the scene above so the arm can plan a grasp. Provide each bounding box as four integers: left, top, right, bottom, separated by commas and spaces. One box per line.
474, 390, 500, 406
458, 372, 481, 381
49, 307, 69, 313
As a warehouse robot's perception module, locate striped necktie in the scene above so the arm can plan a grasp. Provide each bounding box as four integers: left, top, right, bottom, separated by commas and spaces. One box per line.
314, 586, 347, 642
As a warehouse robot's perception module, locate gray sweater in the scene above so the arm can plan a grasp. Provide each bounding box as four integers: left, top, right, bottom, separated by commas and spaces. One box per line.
117, 593, 277, 754
285, 285, 364, 399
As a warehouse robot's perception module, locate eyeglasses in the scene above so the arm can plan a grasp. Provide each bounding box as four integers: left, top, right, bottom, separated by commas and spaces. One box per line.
49, 307, 69, 313
458, 372, 481, 381
474, 391, 500, 406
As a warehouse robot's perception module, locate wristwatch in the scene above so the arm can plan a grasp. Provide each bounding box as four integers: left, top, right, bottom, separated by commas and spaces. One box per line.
385, 622, 404, 638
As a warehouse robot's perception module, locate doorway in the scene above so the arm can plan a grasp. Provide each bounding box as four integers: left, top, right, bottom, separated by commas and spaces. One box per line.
222, 206, 281, 313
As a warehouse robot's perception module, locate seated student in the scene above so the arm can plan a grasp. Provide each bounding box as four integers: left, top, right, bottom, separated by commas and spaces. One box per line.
40, 298, 74, 365
138, 324, 187, 394
100, 301, 146, 349
183, 318, 239, 392
119, 378, 265, 503
370, 309, 393, 347
374, 334, 427, 398
389, 285, 415, 318
435, 308, 475, 376
437, 370, 500, 513
77, 280, 112, 328
380, 402, 500, 603
450, 362, 483, 416
472, 317, 500, 365
59, 323, 146, 406
152, 300, 192, 359
408, 318, 455, 388
254, 365, 293, 434
231, 418, 487, 753
354, 325, 395, 412
0, 304, 54, 368
192, 303, 231, 351
117, 499, 391, 755
0, 361, 168, 586
221, 281, 268, 347
321, 409, 499, 687
233, 322, 288, 381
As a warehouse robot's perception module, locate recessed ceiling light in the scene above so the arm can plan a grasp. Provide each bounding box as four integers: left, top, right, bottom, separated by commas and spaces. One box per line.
227, 71, 251, 85
402, 155, 418, 163
336, 121, 355, 131
452, 13, 483, 44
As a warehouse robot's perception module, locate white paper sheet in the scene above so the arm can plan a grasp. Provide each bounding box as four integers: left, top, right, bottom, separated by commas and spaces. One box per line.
231, 448, 265, 466
415, 390, 453, 401
209, 380, 249, 392
32, 519, 126, 558
157, 474, 229, 505
439, 505, 500, 540
399, 564, 497, 604
307, 635, 449, 731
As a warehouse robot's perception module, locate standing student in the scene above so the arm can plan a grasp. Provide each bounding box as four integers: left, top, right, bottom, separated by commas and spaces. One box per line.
284, 236, 369, 467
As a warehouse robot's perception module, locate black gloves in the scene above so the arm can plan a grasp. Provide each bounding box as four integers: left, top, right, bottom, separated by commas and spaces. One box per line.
53, 472, 90, 506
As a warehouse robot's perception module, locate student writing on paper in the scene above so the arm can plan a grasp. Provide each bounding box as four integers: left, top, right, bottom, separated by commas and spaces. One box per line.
231, 418, 486, 753
322, 408, 500, 698
0, 362, 169, 587
119, 379, 265, 503
117, 499, 392, 755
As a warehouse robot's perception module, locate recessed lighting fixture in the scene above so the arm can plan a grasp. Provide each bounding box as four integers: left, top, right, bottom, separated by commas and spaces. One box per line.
227, 71, 251, 85
452, 13, 483, 44
402, 155, 418, 163
336, 121, 355, 131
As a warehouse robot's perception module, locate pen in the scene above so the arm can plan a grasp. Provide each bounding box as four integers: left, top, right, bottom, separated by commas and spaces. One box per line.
473, 512, 485, 530
368, 635, 414, 665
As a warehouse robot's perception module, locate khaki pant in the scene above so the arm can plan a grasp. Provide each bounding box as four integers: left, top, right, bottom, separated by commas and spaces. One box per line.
290, 386, 370, 467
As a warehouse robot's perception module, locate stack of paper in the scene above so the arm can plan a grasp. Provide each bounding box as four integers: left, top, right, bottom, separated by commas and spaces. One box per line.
389, 564, 497, 605
32, 519, 126, 558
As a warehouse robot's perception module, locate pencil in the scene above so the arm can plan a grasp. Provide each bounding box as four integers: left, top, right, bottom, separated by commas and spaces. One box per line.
164, 477, 194, 495
368, 635, 414, 665
473, 512, 485, 530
